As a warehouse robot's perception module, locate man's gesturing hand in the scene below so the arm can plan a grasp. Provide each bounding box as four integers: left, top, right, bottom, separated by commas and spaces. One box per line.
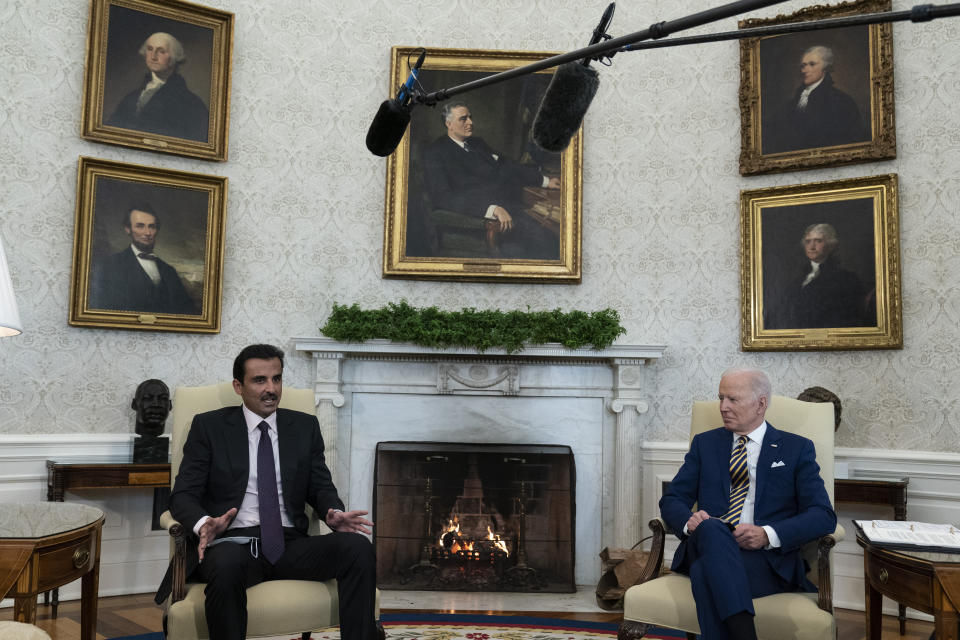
198, 507, 237, 561
327, 509, 374, 535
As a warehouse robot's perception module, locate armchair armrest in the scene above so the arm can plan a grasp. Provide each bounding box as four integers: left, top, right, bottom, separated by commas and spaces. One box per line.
815, 524, 844, 613
633, 518, 668, 585
161, 510, 188, 604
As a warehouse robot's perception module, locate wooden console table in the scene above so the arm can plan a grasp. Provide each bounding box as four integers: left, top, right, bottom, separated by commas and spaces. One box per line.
858, 530, 960, 640
835, 476, 910, 634
0, 503, 103, 640
45, 457, 171, 616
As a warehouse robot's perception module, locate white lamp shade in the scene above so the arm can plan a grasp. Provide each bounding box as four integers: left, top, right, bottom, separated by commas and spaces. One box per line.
0, 236, 22, 336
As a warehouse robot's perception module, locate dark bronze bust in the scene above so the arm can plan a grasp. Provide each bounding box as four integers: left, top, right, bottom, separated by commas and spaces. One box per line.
132, 378, 171, 462
797, 386, 842, 431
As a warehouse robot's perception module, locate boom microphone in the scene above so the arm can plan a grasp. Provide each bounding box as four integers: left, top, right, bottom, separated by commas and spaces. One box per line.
533, 3, 614, 152
366, 50, 426, 157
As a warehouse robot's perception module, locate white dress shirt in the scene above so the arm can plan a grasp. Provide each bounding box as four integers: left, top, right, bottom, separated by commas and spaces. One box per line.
736, 421, 781, 548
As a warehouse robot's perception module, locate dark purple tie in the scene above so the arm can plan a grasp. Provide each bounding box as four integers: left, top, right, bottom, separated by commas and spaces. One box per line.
257, 421, 284, 564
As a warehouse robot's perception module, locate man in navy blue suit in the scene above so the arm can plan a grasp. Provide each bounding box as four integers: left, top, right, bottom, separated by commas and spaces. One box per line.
659, 368, 836, 640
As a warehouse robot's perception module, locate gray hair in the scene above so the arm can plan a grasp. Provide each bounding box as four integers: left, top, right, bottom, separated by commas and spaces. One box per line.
721, 367, 772, 403
139, 32, 186, 67
441, 101, 469, 126
801, 223, 839, 253
803, 45, 834, 71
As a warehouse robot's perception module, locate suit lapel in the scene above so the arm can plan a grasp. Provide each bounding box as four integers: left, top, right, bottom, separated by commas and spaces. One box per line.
755, 423, 781, 506
224, 406, 249, 481
276, 409, 298, 502
710, 428, 732, 499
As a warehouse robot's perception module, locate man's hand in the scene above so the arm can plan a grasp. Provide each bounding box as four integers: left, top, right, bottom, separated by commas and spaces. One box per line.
492, 206, 513, 232
546, 177, 561, 189
198, 507, 237, 561
685, 509, 711, 533
733, 523, 769, 550
327, 509, 374, 535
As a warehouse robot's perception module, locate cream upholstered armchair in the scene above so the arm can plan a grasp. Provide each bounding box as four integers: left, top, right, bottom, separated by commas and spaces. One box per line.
619, 396, 844, 640
159, 382, 382, 640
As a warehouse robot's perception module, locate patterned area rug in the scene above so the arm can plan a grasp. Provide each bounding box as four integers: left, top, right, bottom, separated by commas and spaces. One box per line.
109, 613, 686, 640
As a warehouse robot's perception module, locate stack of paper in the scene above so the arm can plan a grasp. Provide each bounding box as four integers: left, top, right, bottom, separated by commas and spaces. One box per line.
855, 519, 960, 552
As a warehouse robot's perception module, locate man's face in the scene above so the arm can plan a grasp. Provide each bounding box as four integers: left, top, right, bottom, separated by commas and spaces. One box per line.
134, 381, 171, 431
124, 209, 158, 252
803, 231, 830, 263
718, 372, 767, 435
799, 51, 827, 86
233, 357, 283, 418
143, 34, 175, 78
445, 106, 474, 142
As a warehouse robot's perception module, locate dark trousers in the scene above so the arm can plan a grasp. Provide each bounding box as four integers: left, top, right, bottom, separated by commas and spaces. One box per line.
681, 519, 788, 640
195, 526, 377, 640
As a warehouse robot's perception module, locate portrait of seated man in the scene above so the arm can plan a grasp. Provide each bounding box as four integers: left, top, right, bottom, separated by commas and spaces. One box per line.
660, 367, 836, 640
420, 101, 561, 260
88, 202, 199, 316
762, 45, 869, 155
764, 222, 876, 330
106, 31, 210, 142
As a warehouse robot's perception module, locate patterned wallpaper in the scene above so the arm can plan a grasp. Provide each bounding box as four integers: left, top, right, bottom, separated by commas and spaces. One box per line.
1, 0, 958, 451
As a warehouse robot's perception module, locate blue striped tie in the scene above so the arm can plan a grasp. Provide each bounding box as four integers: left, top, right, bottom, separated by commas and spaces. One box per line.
721, 435, 749, 525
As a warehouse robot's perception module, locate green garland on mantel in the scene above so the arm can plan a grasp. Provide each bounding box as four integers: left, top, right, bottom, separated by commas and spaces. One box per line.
320, 301, 626, 354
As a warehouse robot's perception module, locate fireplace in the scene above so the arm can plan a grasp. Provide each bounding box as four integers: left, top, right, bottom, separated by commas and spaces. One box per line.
374, 441, 575, 592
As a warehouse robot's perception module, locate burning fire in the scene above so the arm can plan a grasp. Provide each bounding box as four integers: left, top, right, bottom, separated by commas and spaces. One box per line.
437, 517, 509, 557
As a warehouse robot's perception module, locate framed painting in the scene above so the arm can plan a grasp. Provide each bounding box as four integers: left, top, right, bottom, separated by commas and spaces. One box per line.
69, 156, 227, 333
80, 0, 234, 161
738, 0, 895, 175
740, 173, 901, 351
381, 47, 583, 283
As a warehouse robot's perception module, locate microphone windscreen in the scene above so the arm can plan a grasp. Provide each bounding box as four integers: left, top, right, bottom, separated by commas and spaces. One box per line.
366, 100, 412, 157
532, 62, 600, 153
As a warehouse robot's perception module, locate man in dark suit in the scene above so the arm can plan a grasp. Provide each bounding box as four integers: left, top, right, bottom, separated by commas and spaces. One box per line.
422, 101, 560, 259
88, 203, 198, 315
156, 344, 377, 640
660, 368, 836, 640
106, 32, 209, 142
762, 45, 869, 154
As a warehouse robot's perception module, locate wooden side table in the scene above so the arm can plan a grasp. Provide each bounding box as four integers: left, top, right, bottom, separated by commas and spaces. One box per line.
857, 530, 960, 640
0, 503, 103, 640
45, 457, 171, 616
835, 476, 910, 633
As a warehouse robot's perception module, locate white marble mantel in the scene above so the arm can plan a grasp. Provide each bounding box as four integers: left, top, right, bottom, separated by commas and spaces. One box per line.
293, 337, 665, 584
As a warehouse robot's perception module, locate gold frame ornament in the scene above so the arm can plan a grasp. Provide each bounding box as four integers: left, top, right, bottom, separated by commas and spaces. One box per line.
740, 174, 901, 351
80, 0, 234, 161
381, 47, 583, 283
738, 0, 895, 175
69, 157, 228, 333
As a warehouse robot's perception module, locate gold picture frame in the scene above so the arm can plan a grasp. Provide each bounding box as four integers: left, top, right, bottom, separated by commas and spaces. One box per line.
738, 0, 895, 175
81, 0, 234, 161
740, 173, 901, 351
69, 156, 227, 333
381, 47, 582, 283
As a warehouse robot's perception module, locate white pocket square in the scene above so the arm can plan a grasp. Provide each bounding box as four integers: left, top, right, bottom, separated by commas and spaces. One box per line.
771, 461, 786, 468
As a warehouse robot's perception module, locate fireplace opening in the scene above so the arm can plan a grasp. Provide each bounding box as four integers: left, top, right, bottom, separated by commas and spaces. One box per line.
373, 441, 575, 592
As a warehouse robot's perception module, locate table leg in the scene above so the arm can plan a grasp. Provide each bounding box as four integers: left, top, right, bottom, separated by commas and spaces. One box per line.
80, 558, 100, 640
898, 603, 907, 635
865, 579, 883, 640
13, 595, 37, 624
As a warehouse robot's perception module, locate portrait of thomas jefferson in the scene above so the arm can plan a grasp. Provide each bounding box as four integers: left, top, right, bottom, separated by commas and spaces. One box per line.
761, 201, 878, 331
101, 5, 214, 142
759, 28, 871, 156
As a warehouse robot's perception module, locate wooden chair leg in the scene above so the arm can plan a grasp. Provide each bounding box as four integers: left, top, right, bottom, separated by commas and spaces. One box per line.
301, 633, 311, 640
618, 620, 651, 640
